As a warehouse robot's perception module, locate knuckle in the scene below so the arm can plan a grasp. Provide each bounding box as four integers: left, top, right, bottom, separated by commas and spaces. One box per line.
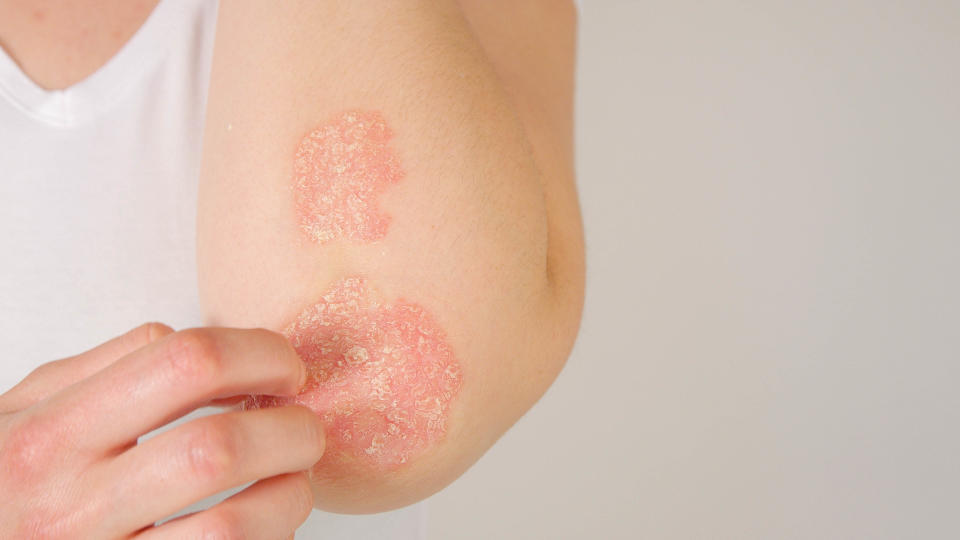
27, 361, 57, 381
1, 416, 92, 539
200, 508, 246, 540
0, 414, 59, 483
163, 329, 224, 388
13, 362, 58, 400
182, 420, 239, 483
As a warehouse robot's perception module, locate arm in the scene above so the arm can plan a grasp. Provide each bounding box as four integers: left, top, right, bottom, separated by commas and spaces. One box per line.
197, 0, 583, 513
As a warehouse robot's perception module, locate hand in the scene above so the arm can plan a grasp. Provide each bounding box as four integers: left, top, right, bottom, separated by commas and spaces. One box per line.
0, 324, 325, 539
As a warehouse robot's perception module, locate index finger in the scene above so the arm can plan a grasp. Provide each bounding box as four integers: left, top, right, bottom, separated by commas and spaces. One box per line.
0, 322, 173, 412
28, 327, 307, 455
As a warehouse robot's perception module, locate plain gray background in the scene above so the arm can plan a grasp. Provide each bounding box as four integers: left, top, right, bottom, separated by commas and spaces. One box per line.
426, 1, 960, 539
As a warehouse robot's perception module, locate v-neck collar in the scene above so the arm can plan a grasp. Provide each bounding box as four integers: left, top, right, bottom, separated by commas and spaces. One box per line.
0, 0, 182, 128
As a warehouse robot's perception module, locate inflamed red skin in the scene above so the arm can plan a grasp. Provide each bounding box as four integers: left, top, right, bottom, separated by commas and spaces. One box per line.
251, 109, 463, 492
244, 277, 463, 481
293, 110, 404, 244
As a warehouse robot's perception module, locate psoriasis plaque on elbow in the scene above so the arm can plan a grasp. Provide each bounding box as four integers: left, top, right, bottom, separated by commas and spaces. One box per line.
244, 277, 463, 475
293, 110, 404, 244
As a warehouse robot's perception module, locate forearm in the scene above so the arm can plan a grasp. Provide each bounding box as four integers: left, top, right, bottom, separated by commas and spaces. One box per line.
198, 0, 582, 512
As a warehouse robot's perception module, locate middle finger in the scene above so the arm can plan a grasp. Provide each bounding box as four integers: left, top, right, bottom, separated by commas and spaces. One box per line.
96, 404, 324, 537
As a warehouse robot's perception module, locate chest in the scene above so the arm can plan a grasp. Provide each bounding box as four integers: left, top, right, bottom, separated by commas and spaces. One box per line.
0, 0, 160, 90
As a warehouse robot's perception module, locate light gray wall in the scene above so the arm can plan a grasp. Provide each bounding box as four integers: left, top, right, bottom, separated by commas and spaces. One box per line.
426, 1, 960, 539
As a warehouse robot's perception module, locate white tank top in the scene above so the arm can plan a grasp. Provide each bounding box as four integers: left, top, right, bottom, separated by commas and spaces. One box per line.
0, 0, 423, 537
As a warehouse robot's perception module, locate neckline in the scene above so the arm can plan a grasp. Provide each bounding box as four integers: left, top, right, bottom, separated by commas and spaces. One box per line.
0, 0, 181, 127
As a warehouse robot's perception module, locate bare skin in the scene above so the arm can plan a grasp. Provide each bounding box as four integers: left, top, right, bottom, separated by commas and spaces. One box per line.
199, 0, 583, 513
0, 0, 159, 90
0, 324, 325, 538
0, 2, 329, 536
0, 0, 583, 533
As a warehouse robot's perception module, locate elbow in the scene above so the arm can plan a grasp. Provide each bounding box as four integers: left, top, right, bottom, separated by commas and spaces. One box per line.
306, 253, 584, 515
300, 257, 583, 514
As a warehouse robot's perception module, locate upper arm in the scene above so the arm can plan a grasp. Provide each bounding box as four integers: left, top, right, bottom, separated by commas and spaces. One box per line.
197, 0, 582, 512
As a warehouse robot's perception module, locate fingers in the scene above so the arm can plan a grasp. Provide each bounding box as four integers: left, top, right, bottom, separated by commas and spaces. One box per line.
0, 322, 173, 412
66, 322, 175, 370
101, 405, 324, 536
135, 472, 314, 540
33, 327, 307, 453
